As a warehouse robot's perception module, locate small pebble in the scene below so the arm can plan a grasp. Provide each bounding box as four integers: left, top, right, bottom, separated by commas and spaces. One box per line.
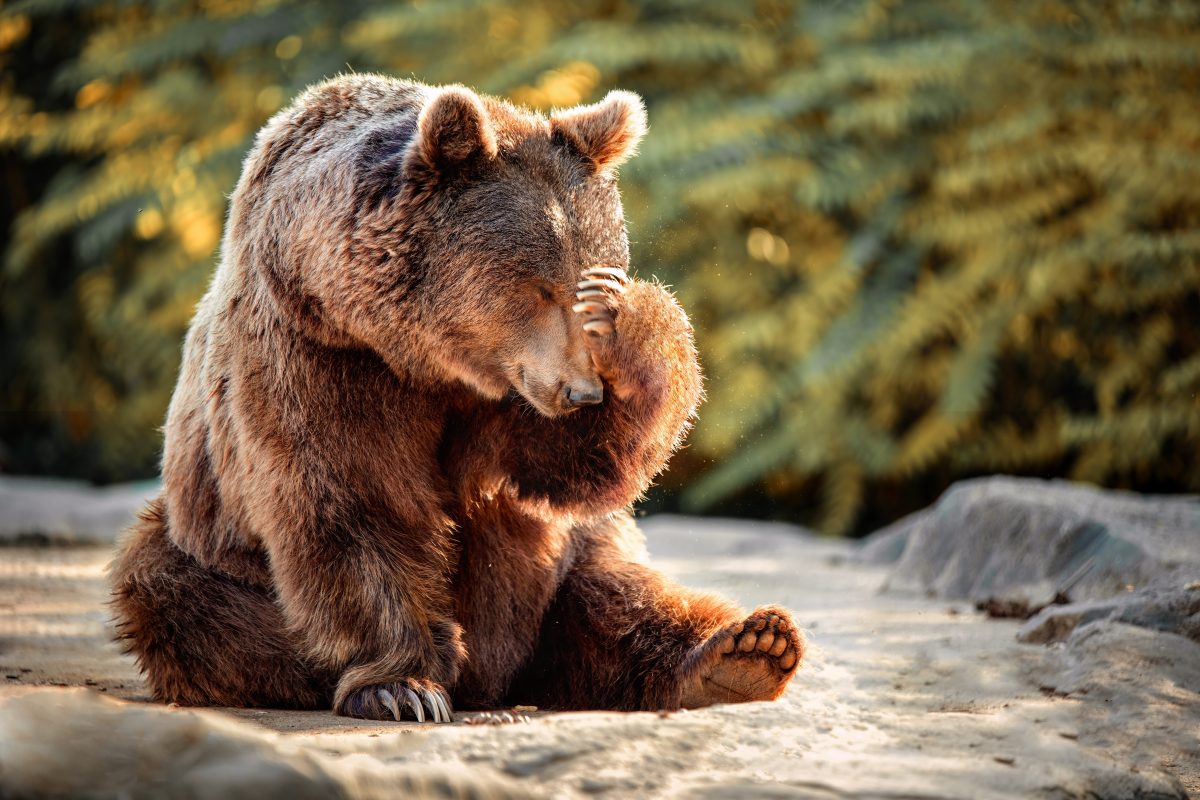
465, 711, 530, 726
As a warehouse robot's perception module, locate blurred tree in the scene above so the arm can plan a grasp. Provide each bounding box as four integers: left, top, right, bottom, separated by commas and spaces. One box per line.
1, 0, 1198, 533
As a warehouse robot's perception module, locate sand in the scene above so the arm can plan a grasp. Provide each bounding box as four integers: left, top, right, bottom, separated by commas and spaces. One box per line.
1, 515, 1196, 798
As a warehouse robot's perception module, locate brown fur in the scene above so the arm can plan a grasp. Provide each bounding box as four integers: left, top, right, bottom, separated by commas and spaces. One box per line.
109, 75, 803, 719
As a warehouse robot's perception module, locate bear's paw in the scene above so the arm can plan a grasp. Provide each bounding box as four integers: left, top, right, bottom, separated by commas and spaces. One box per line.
678, 606, 804, 709
574, 264, 631, 396
573, 264, 628, 339
338, 678, 453, 723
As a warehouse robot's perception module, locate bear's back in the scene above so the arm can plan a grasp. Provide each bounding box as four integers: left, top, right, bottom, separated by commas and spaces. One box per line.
237, 74, 427, 216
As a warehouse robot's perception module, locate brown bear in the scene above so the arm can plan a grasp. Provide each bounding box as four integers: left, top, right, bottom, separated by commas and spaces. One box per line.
109, 75, 803, 722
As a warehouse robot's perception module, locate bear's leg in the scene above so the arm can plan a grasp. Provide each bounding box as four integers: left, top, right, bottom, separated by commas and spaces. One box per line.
110, 498, 330, 708
507, 516, 804, 711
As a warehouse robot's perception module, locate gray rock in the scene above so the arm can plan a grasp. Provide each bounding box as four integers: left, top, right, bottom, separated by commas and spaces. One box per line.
1019, 582, 1200, 644
1030, 617, 1200, 703
0, 476, 159, 543
858, 476, 1200, 606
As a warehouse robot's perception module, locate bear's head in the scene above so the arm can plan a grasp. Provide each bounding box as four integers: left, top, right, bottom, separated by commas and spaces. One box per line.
356, 84, 648, 417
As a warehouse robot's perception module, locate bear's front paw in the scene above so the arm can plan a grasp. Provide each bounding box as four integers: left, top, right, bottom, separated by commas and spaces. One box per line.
337, 678, 453, 723
678, 606, 804, 709
573, 264, 627, 338
574, 265, 628, 387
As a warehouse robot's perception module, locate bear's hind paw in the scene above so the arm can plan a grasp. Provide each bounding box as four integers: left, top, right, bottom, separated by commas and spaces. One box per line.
678, 606, 804, 709
338, 678, 453, 723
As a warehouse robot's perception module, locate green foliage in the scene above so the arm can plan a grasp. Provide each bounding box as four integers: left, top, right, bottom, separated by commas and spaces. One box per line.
673, 0, 1200, 533
2, 0, 1198, 533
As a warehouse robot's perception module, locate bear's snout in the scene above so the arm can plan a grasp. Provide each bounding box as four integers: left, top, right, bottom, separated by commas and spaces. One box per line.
562, 379, 604, 409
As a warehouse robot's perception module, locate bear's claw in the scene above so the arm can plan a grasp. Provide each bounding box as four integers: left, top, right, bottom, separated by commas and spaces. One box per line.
572, 300, 609, 315
577, 277, 626, 294
582, 265, 629, 283
575, 265, 627, 341
341, 678, 453, 723
582, 319, 614, 335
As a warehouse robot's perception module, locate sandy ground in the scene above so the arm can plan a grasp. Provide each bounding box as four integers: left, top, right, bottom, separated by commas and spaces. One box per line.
1, 516, 1196, 798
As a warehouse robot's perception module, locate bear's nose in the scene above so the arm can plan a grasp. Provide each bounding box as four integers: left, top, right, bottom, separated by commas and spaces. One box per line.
562, 382, 604, 409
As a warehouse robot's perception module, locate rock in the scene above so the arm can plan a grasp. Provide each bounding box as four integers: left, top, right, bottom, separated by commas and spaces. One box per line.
1019, 582, 1200, 644
1024, 619, 1200, 794
1032, 618, 1200, 695
0, 476, 158, 544
858, 476, 1200, 606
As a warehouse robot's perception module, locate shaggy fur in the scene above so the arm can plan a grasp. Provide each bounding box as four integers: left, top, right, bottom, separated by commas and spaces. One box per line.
109, 75, 803, 720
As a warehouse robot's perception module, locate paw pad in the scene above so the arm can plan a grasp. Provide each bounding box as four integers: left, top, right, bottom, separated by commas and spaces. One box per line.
722, 612, 799, 670
680, 606, 804, 708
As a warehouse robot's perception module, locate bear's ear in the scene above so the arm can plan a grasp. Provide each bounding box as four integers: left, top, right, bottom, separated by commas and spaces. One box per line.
550, 90, 647, 174
409, 85, 498, 175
